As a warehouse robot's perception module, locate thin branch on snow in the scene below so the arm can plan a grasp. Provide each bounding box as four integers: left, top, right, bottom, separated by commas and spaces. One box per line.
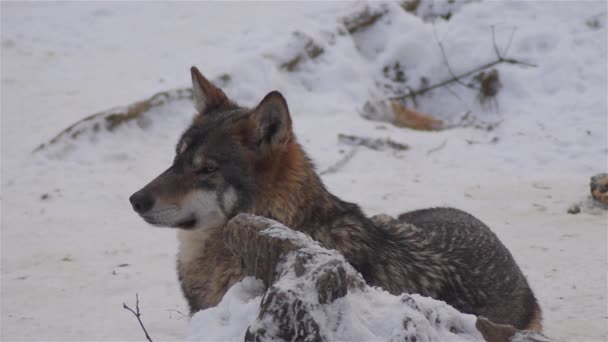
490, 26, 502, 61
320, 147, 359, 176
389, 28, 536, 102
167, 309, 188, 320
501, 27, 517, 57
123, 293, 153, 342
426, 139, 448, 156
321, 133, 410, 175
433, 25, 477, 91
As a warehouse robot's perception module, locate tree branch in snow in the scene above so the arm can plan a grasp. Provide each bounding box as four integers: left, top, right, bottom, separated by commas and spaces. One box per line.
389, 28, 536, 103
433, 24, 477, 92
320, 147, 359, 176
500, 26, 518, 57
123, 293, 153, 342
319, 133, 412, 175
426, 139, 448, 156
337, 133, 409, 151
167, 309, 187, 320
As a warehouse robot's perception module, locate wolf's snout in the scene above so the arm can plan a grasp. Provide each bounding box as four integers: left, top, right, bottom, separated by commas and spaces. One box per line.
129, 191, 154, 214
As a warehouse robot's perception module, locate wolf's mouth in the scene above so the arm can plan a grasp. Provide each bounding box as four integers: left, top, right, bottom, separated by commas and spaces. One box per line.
142, 216, 161, 226
141, 214, 197, 229
176, 217, 197, 229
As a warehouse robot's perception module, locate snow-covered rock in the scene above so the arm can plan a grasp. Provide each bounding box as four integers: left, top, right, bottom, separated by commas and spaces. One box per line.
190, 214, 482, 341
189, 214, 556, 342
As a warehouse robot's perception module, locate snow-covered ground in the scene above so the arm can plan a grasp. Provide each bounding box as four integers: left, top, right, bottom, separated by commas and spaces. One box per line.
1, 1, 606, 341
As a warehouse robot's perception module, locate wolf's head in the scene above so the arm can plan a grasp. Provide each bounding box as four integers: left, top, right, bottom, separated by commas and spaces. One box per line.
129, 67, 298, 230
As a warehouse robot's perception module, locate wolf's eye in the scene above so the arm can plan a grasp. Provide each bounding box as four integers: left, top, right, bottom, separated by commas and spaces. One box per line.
197, 163, 218, 174
192, 153, 217, 174
201, 165, 217, 174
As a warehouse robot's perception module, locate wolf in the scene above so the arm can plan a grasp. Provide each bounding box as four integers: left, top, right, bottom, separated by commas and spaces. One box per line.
129, 66, 542, 331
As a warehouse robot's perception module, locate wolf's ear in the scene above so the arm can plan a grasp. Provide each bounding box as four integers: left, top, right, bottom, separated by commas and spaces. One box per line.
191, 66, 227, 113
250, 91, 293, 150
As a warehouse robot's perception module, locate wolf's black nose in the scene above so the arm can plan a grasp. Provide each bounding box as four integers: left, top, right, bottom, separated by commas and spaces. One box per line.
129, 191, 154, 214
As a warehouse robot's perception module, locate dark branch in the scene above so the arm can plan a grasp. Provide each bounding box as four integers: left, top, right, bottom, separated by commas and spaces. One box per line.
502, 27, 517, 57
426, 139, 448, 156
123, 293, 153, 342
167, 309, 188, 320
389, 28, 536, 102
389, 59, 500, 101
433, 25, 477, 91
320, 147, 359, 176
491, 26, 502, 59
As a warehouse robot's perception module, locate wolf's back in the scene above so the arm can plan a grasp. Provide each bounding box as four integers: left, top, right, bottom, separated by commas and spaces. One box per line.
397, 207, 541, 331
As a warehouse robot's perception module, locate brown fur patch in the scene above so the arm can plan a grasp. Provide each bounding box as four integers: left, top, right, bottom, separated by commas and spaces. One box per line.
526, 302, 543, 332
177, 226, 243, 311
249, 138, 327, 228
390, 101, 443, 131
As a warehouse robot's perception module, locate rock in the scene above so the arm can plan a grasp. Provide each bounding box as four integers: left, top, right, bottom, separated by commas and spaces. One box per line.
218, 214, 560, 342
244, 287, 323, 342
567, 204, 581, 215
224, 214, 365, 293
225, 214, 365, 341
590, 173, 608, 204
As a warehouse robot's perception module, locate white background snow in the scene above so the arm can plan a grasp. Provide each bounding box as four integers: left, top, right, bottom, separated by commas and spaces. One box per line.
1, 1, 606, 341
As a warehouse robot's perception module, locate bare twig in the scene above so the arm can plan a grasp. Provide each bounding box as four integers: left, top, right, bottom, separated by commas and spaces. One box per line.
443, 83, 467, 106
491, 26, 502, 59
321, 133, 410, 175
442, 110, 502, 131
320, 147, 359, 176
426, 139, 448, 156
390, 29, 536, 102
433, 25, 477, 90
123, 294, 153, 342
167, 309, 188, 320
502, 27, 517, 57
389, 58, 534, 102
337, 134, 409, 151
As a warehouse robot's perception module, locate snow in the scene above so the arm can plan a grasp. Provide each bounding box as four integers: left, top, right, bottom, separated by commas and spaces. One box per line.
186, 277, 265, 342
188, 269, 484, 342
1, 1, 606, 341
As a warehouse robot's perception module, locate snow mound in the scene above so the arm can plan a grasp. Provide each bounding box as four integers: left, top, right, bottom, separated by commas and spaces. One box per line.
188, 279, 483, 342
35, 0, 537, 158
35, 88, 194, 161
36, 1, 606, 180
187, 277, 265, 342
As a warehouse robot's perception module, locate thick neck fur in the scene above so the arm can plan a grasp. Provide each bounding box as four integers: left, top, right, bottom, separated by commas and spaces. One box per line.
249, 139, 373, 234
